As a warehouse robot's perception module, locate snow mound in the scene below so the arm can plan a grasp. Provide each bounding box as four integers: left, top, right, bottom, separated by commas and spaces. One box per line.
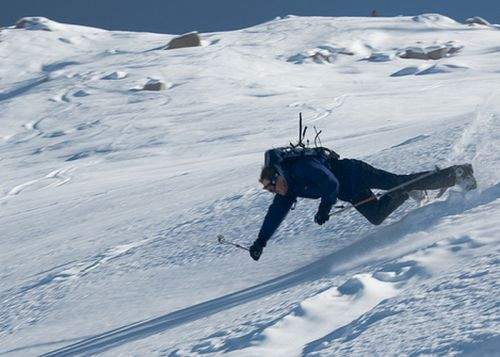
411, 14, 460, 26
287, 46, 354, 64
465, 16, 491, 26
15, 17, 63, 31
231, 274, 398, 356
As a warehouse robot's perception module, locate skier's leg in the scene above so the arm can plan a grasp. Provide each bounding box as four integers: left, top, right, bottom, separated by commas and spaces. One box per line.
351, 160, 458, 191
399, 164, 476, 191
349, 160, 415, 190
403, 166, 456, 190
353, 189, 409, 225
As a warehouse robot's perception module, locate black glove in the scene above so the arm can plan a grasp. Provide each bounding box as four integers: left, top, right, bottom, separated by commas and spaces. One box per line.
249, 240, 265, 261
314, 210, 330, 225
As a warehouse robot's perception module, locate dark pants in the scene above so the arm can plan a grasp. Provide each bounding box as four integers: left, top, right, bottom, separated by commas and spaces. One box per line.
331, 159, 457, 225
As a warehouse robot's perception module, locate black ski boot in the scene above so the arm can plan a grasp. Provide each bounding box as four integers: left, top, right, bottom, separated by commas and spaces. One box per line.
455, 164, 477, 191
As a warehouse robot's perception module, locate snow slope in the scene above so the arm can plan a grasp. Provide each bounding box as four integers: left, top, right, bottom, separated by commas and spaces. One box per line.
0, 14, 499, 356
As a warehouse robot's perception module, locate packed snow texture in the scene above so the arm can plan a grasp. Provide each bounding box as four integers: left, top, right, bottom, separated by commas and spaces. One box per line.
0, 14, 499, 356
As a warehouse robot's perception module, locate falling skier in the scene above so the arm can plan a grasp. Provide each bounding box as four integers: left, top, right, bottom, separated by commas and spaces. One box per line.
249, 143, 477, 261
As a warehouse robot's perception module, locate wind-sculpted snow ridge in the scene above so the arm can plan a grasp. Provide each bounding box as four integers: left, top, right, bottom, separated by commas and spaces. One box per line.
0, 14, 499, 356
240, 188, 500, 356
162, 185, 500, 356
303, 216, 499, 356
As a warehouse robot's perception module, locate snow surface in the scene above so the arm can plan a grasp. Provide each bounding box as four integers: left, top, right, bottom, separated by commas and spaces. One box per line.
0, 14, 499, 356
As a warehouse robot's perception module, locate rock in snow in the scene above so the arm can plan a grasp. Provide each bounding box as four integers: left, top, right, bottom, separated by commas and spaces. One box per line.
166, 32, 201, 49
399, 43, 462, 60
287, 46, 353, 64
143, 79, 167, 91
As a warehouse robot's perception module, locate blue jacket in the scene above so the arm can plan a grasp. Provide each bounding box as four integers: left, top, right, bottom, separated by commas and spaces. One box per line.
257, 156, 340, 245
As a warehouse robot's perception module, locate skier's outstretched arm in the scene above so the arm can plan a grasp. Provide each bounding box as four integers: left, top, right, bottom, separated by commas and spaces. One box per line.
249, 194, 295, 261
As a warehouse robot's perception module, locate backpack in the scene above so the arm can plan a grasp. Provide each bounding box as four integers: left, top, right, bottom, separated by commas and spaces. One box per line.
264, 113, 340, 176
264, 146, 339, 177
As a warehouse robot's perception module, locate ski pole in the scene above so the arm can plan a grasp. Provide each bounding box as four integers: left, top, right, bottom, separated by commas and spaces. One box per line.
217, 234, 249, 251
330, 167, 440, 217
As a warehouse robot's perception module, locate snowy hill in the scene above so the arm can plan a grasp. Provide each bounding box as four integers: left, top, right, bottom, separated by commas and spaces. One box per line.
0, 14, 499, 356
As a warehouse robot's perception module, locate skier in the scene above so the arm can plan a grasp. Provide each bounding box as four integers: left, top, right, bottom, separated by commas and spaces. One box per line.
249, 153, 476, 261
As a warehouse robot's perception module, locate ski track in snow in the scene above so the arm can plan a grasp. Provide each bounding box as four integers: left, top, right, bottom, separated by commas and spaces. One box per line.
0, 14, 499, 356
1, 167, 75, 201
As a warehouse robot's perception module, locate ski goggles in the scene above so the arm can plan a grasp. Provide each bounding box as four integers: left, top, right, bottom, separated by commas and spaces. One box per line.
261, 173, 279, 191
262, 181, 275, 191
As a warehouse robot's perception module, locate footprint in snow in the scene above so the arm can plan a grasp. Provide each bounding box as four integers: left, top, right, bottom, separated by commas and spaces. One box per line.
1, 167, 75, 203
43, 130, 66, 138
337, 277, 364, 295
50, 89, 92, 103
372, 260, 427, 283
446, 235, 484, 252
19, 240, 148, 294
73, 89, 91, 97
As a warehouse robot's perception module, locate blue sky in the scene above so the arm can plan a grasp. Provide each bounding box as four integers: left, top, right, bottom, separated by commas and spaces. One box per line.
1, 0, 498, 33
